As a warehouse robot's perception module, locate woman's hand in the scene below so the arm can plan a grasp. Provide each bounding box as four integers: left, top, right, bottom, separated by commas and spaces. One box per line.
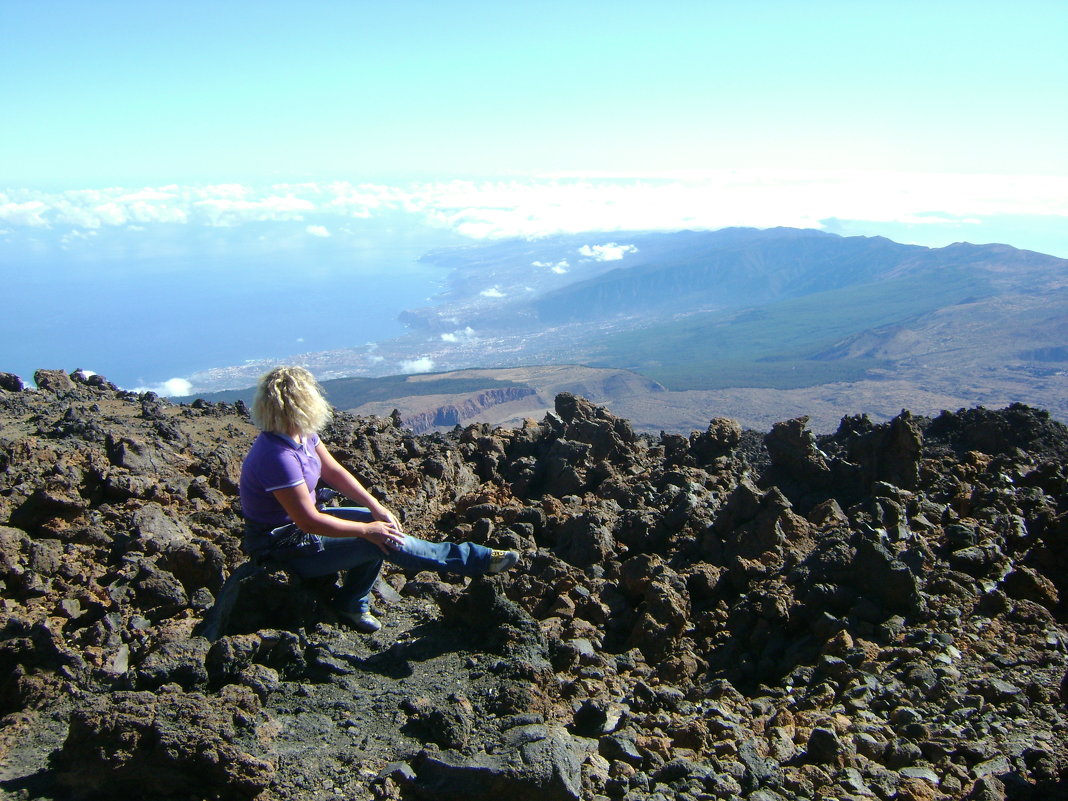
373, 506, 404, 534
362, 520, 406, 554
272, 484, 406, 553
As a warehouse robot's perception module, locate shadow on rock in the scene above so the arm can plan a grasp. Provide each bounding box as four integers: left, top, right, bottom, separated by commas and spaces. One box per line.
50, 685, 274, 801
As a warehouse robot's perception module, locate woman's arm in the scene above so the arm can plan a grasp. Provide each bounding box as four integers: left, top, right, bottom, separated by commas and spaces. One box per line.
271, 483, 404, 554
315, 442, 403, 531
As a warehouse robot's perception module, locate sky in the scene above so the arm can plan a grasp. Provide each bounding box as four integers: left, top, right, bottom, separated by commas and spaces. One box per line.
3, 0, 1066, 181
2, 0, 1067, 246
1, 0, 1067, 389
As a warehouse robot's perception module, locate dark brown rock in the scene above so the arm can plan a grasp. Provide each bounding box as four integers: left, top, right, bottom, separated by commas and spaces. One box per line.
33, 369, 77, 394
0, 377, 1067, 801
0, 526, 63, 597
689, 417, 742, 464
0, 371, 25, 391
54, 686, 273, 799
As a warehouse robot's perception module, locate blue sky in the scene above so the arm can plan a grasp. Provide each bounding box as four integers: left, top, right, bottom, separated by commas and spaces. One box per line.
4, 0, 1067, 184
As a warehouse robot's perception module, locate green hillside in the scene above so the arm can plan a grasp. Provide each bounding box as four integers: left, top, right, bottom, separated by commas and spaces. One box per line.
589, 268, 991, 390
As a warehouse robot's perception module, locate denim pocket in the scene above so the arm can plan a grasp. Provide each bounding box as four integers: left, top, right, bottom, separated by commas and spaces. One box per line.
265, 523, 325, 557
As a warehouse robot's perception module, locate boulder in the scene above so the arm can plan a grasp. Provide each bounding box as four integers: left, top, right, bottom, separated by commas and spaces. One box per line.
0, 526, 63, 598
54, 687, 274, 800
411, 723, 582, 800
132, 502, 194, 551
33, 369, 76, 394
133, 637, 211, 690
689, 417, 742, 464
0, 372, 25, 392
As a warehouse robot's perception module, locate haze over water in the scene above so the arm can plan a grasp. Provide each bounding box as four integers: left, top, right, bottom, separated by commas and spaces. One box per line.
2, 220, 460, 391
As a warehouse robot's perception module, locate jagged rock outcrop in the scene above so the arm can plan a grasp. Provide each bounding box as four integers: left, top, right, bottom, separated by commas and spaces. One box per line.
1, 368, 1068, 800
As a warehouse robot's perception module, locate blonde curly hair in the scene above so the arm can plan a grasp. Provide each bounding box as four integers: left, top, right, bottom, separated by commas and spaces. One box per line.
251, 366, 333, 435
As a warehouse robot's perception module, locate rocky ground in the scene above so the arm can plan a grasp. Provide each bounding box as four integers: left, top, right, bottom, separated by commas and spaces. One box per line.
1, 368, 1068, 801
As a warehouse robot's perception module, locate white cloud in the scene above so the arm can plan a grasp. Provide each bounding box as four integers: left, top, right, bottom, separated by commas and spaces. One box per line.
306, 224, 330, 237
161, 377, 194, 395
405, 172, 1068, 240
480, 286, 506, 298
0, 200, 49, 226
134, 377, 194, 396
193, 195, 316, 226
533, 259, 570, 274
126, 200, 188, 224
440, 326, 477, 343
399, 357, 434, 374
1, 172, 1066, 248
116, 188, 177, 203
94, 202, 127, 226
326, 180, 394, 218
59, 229, 98, 248
578, 243, 638, 261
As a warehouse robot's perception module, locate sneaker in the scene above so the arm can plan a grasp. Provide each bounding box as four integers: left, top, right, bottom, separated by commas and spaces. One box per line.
487, 549, 520, 574
337, 610, 382, 633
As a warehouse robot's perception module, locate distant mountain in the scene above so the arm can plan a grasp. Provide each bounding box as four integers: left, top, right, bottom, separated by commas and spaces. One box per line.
406, 227, 1064, 332
529, 229, 1062, 326
178, 227, 1068, 431
531, 228, 911, 323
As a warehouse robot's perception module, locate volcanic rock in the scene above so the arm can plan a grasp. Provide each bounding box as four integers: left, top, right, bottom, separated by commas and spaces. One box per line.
0, 374, 1067, 800
53, 686, 273, 800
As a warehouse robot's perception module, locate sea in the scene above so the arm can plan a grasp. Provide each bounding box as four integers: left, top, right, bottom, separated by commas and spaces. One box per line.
1, 221, 462, 390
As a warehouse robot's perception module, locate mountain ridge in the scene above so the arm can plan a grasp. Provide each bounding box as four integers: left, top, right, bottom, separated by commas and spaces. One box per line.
528, 231, 1063, 327
162, 227, 1068, 430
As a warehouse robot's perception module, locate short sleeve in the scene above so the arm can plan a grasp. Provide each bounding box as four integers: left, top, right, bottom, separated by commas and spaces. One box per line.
257, 449, 306, 493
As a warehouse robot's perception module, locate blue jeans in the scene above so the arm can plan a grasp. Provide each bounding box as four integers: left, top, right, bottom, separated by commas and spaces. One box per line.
246, 507, 494, 615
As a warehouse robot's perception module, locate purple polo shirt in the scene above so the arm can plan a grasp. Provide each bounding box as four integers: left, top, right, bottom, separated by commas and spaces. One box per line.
239, 432, 321, 527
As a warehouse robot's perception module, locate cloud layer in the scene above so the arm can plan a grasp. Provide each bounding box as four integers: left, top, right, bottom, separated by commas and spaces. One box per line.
3, 171, 1066, 245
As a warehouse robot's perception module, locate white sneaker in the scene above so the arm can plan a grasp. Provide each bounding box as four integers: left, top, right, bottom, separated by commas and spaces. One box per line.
487, 549, 520, 574
337, 610, 382, 633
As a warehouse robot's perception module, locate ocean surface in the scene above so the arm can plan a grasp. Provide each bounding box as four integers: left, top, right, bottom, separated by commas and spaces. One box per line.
2, 224, 460, 390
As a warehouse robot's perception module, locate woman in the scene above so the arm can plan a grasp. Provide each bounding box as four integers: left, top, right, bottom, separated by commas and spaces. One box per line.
238, 366, 519, 633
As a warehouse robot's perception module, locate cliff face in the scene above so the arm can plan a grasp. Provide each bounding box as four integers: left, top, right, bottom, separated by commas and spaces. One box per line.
2, 368, 1068, 800
403, 386, 538, 434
